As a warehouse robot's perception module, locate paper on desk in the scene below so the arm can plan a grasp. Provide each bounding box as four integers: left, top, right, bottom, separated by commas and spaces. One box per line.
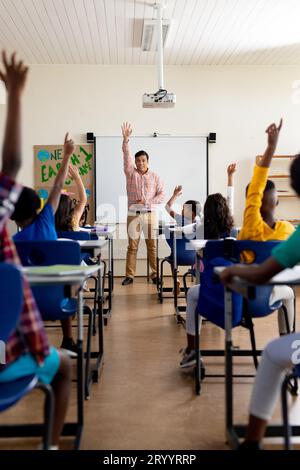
22, 264, 99, 277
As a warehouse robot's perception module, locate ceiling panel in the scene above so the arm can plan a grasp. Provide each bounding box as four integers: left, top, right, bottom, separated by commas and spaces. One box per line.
0, 0, 299, 65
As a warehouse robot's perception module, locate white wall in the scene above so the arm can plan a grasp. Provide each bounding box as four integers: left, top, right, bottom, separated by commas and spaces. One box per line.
1, 63, 300, 226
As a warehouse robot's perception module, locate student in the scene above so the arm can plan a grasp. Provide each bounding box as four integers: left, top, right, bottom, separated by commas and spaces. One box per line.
179, 164, 237, 368
219, 153, 300, 450
165, 190, 202, 295
0, 51, 71, 450
11, 133, 77, 355
55, 165, 87, 232
165, 187, 201, 227
166, 163, 236, 227
238, 120, 295, 335
55, 166, 96, 278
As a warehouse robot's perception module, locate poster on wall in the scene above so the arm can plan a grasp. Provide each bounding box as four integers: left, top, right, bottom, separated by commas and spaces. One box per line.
34, 144, 94, 226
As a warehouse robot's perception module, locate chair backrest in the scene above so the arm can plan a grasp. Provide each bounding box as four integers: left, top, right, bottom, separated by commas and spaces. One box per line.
0, 263, 23, 343
198, 240, 243, 328
56, 230, 91, 241
235, 240, 282, 317
198, 239, 283, 327
165, 232, 197, 266
15, 241, 81, 321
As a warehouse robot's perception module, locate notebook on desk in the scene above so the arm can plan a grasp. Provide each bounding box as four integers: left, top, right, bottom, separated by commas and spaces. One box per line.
22, 265, 99, 277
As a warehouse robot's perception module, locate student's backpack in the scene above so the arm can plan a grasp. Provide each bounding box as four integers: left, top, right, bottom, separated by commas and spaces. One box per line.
197, 241, 243, 329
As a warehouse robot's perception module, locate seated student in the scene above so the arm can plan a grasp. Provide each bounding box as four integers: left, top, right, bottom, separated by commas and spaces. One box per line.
165, 191, 202, 295
55, 166, 96, 273
11, 134, 77, 356
166, 163, 236, 227
55, 165, 87, 232
178, 164, 237, 368
165, 187, 201, 227
165, 164, 236, 295
220, 153, 300, 450
238, 120, 295, 335
0, 51, 71, 450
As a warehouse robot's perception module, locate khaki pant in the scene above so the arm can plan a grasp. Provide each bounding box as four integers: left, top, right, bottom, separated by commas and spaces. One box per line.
126, 212, 158, 279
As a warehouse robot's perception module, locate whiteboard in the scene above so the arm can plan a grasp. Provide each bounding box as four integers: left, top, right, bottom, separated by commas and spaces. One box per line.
95, 136, 208, 224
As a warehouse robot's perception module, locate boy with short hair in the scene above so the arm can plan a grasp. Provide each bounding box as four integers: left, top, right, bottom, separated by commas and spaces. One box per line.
238, 120, 295, 334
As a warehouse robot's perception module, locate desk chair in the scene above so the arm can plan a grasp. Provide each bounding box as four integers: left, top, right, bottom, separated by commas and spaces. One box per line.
195, 239, 291, 394
158, 230, 196, 323
0, 263, 54, 450
282, 363, 300, 450
14, 240, 101, 399
56, 230, 105, 331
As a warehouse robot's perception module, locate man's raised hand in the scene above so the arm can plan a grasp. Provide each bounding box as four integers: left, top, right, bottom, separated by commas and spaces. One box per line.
122, 122, 133, 141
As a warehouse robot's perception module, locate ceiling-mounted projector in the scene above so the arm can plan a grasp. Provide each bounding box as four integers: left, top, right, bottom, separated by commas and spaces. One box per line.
143, 90, 176, 108
142, 2, 175, 109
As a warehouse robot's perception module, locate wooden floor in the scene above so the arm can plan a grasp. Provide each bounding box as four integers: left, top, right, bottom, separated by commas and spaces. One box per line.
1, 277, 300, 450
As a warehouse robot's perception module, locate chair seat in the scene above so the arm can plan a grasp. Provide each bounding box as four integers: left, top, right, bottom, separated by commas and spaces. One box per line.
0, 374, 38, 412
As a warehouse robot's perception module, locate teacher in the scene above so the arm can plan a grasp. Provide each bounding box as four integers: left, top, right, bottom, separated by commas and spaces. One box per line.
121, 122, 165, 286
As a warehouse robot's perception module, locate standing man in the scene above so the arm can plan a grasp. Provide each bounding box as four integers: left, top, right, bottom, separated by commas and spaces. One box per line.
121, 122, 165, 285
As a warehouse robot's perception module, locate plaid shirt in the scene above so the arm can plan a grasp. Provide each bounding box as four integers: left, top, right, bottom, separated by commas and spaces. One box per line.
123, 141, 165, 210
0, 173, 49, 367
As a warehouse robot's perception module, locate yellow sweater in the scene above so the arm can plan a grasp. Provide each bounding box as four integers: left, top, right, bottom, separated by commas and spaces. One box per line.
238, 165, 294, 259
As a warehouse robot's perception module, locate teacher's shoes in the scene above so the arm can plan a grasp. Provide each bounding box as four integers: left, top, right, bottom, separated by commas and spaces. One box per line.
122, 277, 133, 286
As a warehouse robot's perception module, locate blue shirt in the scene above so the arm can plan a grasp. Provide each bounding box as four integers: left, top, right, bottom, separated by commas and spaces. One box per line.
13, 203, 57, 242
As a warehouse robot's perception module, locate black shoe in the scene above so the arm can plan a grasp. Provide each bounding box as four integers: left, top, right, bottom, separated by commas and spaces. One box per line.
151, 277, 158, 285
122, 277, 133, 286
60, 337, 78, 358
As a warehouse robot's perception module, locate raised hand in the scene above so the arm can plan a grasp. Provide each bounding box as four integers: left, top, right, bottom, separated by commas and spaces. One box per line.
122, 122, 132, 141
266, 119, 283, 149
173, 185, 183, 197
227, 163, 236, 186
68, 164, 80, 180
227, 163, 236, 176
0, 51, 28, 95
63, 132, 75, 158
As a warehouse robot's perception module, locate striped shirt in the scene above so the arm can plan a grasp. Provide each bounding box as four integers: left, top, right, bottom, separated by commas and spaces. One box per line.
0, 173, 49, 367
123, 141, 165, 210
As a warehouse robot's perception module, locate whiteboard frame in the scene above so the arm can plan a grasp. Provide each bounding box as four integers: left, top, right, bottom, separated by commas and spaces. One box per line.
93, 135, 209, 223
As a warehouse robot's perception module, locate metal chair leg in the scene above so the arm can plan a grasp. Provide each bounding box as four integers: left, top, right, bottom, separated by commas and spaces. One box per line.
183, 272, 189, 298
282, 305, 291, 335
194, 307, 201, 395
84, 305, 93, 399
282, 375, 292, 450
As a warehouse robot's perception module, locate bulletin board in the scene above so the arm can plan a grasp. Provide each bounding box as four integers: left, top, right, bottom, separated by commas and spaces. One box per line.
34, 144, 94, 225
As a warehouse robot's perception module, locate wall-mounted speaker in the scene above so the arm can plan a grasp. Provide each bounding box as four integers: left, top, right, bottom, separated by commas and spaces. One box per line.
86, 132, 94, 143
208, 132, 216, 143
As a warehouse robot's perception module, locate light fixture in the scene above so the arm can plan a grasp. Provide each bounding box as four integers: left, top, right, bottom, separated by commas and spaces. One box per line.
141, 19, 171, 52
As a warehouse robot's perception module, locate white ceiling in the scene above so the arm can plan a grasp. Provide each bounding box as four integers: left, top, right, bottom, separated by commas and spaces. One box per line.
0, 0, 300, 66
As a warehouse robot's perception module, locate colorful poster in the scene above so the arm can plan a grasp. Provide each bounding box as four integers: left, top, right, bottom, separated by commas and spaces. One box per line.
34, 144, 94, 225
